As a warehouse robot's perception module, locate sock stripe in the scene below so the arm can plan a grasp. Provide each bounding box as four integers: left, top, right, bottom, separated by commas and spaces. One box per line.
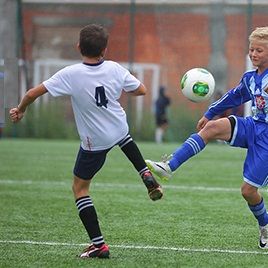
169, 133, 205, 171
249, 201, 265, 216
188, 138, 198, 154
78, 204, 93, 212
139, 167, 149, 177
76, 197, 92, 206
186, 138, 199, 154
248, 199, 268, 226
118, 134, 133, 148
253, 207, 267, 217
76, 197, 93, 212
249, 200, 264, 210
92, 236, 104, 245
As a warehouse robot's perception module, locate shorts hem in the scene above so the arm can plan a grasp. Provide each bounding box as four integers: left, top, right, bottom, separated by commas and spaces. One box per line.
243, 176, 262, 188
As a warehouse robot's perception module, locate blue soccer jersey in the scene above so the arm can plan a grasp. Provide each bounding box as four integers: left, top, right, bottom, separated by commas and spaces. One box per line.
204, 68, 268, 187
205, 68, 268, 122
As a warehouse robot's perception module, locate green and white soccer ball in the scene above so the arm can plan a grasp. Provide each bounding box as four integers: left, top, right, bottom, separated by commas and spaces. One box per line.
180, 68, 215, 103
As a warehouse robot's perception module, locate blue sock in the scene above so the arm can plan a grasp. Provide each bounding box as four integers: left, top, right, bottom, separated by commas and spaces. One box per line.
248, 198, 268, 227
169, 133, 206, 171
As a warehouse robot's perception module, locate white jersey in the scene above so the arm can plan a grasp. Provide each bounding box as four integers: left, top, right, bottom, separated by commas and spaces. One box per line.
43, 60, 140, 151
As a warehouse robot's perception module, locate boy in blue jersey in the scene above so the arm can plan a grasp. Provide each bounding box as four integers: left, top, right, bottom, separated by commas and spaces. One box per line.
146, 26, 268, 249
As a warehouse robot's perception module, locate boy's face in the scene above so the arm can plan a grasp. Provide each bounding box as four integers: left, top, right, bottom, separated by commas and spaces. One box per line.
249, 40, 268, 71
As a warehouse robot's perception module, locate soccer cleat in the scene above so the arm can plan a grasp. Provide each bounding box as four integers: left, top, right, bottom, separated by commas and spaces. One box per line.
145, 159, 172, 181
142, 172, 163, 201
259, 225, 268, 249
79, 244, 110, 258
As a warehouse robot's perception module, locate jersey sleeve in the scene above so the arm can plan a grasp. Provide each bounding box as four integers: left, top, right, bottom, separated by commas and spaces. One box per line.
123, 71, 141, 92
113, 63, 140, 92
204, 76, 252, 119
43, 67, 72, 97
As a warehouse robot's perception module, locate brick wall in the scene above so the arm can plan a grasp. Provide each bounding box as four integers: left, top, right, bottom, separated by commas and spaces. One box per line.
21, 3, 268, 113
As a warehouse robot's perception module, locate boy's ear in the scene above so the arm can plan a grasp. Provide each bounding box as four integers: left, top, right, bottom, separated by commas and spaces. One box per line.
101, 47, 107, 57
77, 43, 80, 52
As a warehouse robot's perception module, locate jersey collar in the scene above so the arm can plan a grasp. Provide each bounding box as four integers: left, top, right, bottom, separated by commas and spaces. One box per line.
83, 59, 104, 66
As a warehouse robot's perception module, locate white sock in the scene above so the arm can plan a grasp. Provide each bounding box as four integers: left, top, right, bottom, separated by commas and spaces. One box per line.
155, 128, 163, 143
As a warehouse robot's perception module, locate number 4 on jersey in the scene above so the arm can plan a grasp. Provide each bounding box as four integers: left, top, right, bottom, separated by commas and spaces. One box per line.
95, 86, 108, 108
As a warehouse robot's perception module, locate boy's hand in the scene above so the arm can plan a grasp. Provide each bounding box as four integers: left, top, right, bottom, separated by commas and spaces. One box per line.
9, 107, 24, 123
196, 116, 209, 131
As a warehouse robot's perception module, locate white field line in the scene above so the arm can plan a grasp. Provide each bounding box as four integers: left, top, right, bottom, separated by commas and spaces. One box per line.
0, 239, 268, 255
0, 179, 240, 193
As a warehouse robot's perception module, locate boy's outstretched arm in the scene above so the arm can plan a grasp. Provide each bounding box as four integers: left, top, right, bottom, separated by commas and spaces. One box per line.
128, 83, 147, 96
9, 83, 48, 123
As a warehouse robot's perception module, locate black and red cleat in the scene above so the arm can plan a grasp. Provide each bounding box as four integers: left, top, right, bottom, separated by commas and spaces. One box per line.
143, 172, 163, 201
79, 244, 110, 258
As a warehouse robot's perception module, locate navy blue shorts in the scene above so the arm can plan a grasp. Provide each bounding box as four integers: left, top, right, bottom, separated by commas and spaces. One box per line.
156, 114, 168, 126
229, 116, 268, 188
73, 146, 111, 180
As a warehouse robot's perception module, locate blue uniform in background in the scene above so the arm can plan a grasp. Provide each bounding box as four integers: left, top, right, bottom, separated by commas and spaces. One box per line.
205, 68, 268, 187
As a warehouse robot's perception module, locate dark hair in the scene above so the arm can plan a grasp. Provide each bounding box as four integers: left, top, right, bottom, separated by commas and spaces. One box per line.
79, 24, 109, 57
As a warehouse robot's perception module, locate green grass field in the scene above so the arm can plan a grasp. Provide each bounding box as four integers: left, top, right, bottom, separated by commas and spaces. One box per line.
1, 138, 268, 267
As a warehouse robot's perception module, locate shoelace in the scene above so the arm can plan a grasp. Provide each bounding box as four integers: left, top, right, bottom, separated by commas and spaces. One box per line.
83, 244, 94, 252
161, 153, 173, 162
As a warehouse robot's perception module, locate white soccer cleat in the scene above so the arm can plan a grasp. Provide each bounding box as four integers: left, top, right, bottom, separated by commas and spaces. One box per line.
145, 159, 172, 181
259, 225, 268, 249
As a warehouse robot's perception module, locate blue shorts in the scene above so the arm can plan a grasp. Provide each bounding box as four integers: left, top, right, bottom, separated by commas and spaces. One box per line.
229, 116, 268, 188
73, 147, 111, 180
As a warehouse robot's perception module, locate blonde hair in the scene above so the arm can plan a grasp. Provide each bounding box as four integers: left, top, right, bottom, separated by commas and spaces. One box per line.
249, 27, 268, 43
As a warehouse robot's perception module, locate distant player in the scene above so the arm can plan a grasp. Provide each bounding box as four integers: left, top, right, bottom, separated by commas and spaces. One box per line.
155, 86, 171, 143
146, 26, 268, 249
9, 24, 163, 258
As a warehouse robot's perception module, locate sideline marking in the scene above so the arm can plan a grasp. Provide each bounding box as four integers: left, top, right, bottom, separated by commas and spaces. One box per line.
0, 179, 240, 192
0, 239, 267, 255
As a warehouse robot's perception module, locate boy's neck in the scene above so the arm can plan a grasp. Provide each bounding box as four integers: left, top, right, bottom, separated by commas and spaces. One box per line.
82, 56, 104, 64
257, 66, 268, 75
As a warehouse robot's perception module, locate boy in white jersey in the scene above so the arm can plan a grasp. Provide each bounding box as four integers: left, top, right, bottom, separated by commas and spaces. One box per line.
9, 24, 163, 258
146, 26, 268, 249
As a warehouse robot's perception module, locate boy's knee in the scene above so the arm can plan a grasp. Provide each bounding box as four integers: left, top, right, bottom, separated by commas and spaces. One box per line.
241, 183, 260, 204
72, 176, 90, 198
201, 120, 221, 140
200, 118, 231, 142
241, 185, 251, 200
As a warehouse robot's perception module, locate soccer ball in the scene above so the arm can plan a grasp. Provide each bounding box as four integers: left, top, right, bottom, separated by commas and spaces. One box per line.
180, 68, 215, 102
